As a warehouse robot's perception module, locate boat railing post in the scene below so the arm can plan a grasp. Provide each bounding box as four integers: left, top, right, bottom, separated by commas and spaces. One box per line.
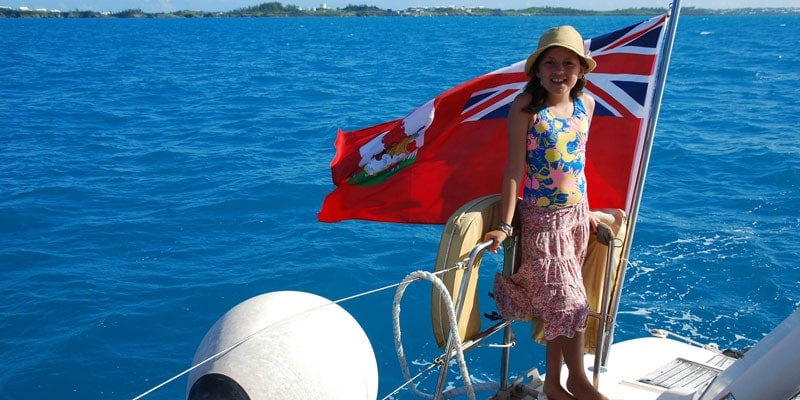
498, 235, 518, 392
434, 240, 493, 399
593, 226, 616, 387
499, 325, 513, 391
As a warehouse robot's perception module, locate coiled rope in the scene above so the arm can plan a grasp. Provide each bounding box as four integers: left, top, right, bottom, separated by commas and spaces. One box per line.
392, 269, 476, 400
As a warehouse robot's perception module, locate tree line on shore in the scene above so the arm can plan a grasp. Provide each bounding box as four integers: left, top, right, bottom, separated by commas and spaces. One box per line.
1, 1, 796, 18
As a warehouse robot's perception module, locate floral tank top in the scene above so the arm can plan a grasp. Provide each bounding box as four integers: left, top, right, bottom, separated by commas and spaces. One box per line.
523, 98, 589, 208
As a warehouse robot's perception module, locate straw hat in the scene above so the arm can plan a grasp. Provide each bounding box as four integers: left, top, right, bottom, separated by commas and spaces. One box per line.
524, 25, 596, 76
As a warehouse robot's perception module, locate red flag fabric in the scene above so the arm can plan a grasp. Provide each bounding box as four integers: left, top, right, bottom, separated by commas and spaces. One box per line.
319, 14, 668, 224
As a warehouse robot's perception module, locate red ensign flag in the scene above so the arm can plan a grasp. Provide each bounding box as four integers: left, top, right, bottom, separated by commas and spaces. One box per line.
319, 14, 668, 224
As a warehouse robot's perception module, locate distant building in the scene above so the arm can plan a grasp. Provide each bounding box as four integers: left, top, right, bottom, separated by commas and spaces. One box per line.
320, 3, 327, 9
19, 6, 29, 11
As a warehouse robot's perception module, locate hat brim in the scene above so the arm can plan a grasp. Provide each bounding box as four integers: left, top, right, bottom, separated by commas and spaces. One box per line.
524, 44, 597, 76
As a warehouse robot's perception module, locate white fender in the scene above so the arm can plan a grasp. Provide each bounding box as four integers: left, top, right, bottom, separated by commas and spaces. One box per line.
187, 291, 378, 400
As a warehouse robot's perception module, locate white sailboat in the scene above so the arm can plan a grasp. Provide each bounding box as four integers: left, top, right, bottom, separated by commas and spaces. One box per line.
134, 1, 800, 399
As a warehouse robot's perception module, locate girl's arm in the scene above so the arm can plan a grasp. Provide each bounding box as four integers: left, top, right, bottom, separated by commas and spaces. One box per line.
485, 93, 529, 252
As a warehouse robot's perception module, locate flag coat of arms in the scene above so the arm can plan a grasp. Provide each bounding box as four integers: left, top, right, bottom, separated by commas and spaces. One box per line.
319, 14, 668, 224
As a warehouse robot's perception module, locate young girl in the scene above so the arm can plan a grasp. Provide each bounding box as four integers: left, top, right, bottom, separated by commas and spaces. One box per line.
484, 26, 609, 400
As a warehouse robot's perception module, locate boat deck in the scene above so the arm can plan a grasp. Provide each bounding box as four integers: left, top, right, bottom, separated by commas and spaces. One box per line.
638, 352, 735, 391
495, 336, 737, 400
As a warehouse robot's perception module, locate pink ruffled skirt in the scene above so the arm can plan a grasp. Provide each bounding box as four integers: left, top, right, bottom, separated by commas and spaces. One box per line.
493, 197, 590, 340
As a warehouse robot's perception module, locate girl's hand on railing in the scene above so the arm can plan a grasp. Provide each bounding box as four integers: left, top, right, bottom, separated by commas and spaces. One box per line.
483, 230, 507, 253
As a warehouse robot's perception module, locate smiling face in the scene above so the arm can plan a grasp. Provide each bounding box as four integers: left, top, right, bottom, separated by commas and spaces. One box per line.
533, 46, 586, 96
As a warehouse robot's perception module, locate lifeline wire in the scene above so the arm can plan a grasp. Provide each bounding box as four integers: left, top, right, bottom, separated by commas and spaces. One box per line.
130, 264, 462, 399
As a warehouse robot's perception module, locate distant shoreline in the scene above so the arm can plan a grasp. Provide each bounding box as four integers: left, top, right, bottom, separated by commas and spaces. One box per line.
2, 2, 798, 18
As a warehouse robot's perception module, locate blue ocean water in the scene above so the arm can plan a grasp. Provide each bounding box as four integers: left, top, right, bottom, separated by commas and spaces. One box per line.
1, 13, 799, 399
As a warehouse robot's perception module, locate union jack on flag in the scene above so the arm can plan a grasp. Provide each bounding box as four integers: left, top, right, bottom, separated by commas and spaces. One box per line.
319, 14, 669, 224
586, 14, 667, 119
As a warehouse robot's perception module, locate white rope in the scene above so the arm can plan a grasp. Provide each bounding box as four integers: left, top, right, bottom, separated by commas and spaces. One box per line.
392, 270, 476, 400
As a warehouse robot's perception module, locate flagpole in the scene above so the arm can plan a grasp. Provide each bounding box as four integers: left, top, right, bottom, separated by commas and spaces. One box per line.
602, 0, 683, 365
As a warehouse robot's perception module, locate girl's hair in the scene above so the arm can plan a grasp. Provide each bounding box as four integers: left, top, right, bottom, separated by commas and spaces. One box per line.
522, 51, 589, 114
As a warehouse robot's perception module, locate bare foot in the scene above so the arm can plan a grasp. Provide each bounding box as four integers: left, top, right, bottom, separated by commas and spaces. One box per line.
543, 380, 577, 400
565, 376, 609, 400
